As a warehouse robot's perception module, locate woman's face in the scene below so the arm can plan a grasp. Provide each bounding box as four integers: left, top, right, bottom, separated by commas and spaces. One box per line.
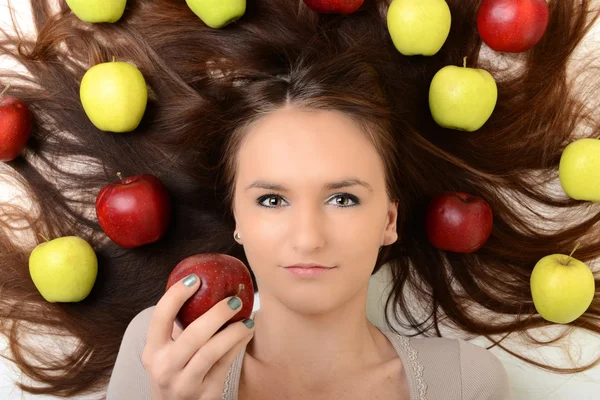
232, 106, 398, 314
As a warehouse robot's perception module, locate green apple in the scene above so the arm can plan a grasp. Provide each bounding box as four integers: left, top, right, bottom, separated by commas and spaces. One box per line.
65, 0, 127, 23
530, 252, 595, 324
559, 138, 600, 202
429, 61, 498, 132
185, 0, 246, 29
80, 60, 148, 133
29, 236, 98, 303
387, 0, 451, 56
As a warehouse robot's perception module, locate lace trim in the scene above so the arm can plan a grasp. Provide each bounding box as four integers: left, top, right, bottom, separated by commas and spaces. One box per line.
222, 311, 257, 400
222, 367, 233, 400
397, 335, 427, 400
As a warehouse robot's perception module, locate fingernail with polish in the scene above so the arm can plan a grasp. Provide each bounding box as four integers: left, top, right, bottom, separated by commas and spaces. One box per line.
243, 319, 255, 329
183, 274, 198, 287
228, 296, 242, 310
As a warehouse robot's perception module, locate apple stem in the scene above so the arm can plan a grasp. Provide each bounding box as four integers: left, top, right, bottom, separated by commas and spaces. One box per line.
112, 56, 116, 63
236, 283, 245, 296
463, 56, 467, 68
0, 84, 10, 101
38, 233, 50, 243
116, 172, 124, 184
566, 242, 582, 265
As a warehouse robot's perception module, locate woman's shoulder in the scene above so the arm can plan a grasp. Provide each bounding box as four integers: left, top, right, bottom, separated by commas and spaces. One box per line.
383, 332, 514, 400
453, 338, 513, 399
128, 305, 156, 330
409, 335, 505, 367
122, 306, 156, 346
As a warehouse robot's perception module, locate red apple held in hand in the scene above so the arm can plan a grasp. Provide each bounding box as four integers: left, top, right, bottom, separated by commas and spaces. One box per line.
302, 0, 364, 14
477, 0, 550, 53
166, 253, 255, 329
0, 85, 32, 162
425, 192, 493, 253
95, 173, 171, 248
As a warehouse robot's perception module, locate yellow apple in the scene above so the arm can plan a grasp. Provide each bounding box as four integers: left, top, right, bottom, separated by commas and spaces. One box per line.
80, 61, 148, 133
530, 252, 595, 324
429, 61, 498, 132
558, 138, 600, 202
65, 0, 127, 23
29, 236, 98, 303
185, 0, 246, 29
387, 0, 452, 56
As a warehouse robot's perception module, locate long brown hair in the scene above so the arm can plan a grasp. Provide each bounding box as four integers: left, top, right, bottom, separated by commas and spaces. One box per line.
1, 0, 599, 397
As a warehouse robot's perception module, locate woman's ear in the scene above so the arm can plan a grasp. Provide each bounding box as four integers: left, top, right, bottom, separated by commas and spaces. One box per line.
383, 199, 399, 246
231, 206, 240, 237
232, 204, 238, 225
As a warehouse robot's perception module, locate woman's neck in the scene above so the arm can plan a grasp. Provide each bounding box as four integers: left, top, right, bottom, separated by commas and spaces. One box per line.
245, 287, 389, 383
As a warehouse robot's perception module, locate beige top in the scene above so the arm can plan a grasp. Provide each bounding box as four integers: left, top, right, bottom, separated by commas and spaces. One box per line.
106, 307, 514, 399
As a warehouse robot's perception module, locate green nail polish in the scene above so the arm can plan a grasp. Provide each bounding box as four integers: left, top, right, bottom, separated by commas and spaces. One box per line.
228, 296, 242, 310
183, 274, 198, 287
243, 319, 254, 329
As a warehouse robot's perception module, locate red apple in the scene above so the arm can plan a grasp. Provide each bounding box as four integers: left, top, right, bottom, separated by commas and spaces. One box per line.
166, 253, 255, 329
477, 0, 550, 53
0, 86, 32, 162
302, 0, 364, 15
95, 173, 171, 248
425, 192, 493, 253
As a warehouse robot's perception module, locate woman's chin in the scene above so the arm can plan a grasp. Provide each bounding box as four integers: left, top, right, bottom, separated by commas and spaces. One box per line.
287, 300, 337, 315
255, 287, 332, 314
274, 289, 351, 316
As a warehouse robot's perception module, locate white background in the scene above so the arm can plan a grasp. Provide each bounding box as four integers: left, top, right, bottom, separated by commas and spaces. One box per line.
1, 1, 599, 399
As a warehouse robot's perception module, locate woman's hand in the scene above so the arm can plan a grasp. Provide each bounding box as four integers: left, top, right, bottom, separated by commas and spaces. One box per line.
142, 274, 255, 400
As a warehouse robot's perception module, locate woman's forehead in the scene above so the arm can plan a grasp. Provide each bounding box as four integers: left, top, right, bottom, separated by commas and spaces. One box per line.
234, 108, 385, 187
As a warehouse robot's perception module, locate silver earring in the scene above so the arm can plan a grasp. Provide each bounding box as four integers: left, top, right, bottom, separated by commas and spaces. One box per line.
379, 246, 383, 253
234, 232, 241, 241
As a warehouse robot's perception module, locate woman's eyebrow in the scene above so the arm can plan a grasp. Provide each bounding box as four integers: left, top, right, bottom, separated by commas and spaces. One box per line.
244, 178, 373, 192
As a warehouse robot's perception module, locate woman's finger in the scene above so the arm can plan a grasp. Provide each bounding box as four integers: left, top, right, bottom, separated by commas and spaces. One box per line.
171, 321, 184, 341
168, 295, 245, 370
147, 274, 201, 350
177, 320, 254, 395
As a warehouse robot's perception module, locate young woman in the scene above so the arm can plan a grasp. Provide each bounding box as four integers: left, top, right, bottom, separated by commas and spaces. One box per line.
0, 0, 598, 399
106, 107, 512, 399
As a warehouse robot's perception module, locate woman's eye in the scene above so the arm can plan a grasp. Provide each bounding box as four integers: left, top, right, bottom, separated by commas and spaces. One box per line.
257, 195, 286, 208
329, 194, 359, 207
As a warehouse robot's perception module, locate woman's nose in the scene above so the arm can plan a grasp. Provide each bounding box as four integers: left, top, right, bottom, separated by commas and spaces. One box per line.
290, 204, 326, 252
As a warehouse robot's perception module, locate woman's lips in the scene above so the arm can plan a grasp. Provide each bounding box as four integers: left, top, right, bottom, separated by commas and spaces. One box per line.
284, 266, 336, 277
